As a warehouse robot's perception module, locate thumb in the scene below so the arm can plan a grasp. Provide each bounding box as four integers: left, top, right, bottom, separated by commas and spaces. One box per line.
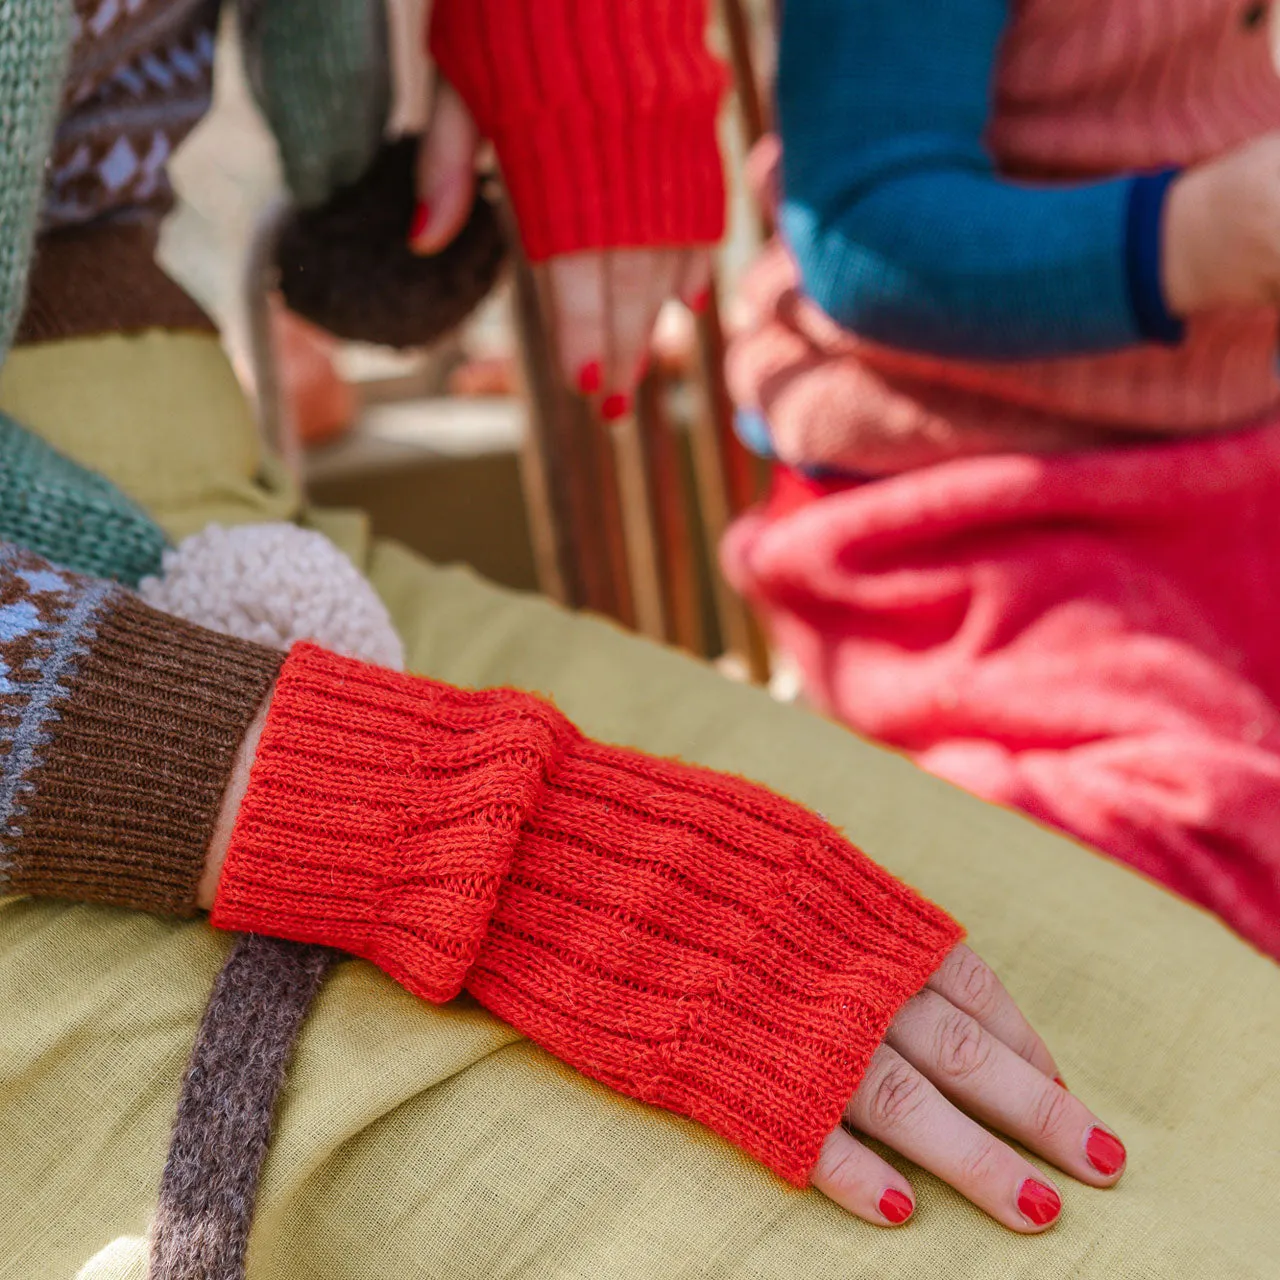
410, 78, 480, 255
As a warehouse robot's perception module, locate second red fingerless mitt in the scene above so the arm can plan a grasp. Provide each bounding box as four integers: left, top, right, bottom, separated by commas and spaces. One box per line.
428, 0, 729, 260
212, 644, 962, 1185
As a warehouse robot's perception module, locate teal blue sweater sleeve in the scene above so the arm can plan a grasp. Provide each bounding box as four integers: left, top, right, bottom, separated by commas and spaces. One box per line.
777, 0, 1183, 360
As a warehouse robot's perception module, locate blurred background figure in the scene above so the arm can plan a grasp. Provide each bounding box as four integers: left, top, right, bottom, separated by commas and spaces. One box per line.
724, 0, 1280, 957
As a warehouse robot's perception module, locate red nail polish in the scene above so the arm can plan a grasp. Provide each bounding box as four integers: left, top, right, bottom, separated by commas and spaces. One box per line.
409, 201, 431, 243
601, 392, 629, 421
1016, 1179, 1061, 1227
878, 1189, 913, 1224
1054, 1076, 1068, 1091
577, 360, 602, 395
1085, 1128, 1126, 1177
689, 286, 712, 314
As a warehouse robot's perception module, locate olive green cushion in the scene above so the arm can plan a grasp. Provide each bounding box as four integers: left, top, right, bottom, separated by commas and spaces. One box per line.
0, 334, 1276, 1279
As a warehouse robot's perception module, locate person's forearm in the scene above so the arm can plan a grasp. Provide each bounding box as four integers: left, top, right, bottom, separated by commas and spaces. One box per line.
778, 0, 1182, 359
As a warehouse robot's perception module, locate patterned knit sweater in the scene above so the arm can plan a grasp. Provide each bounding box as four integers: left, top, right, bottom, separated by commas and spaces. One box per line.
777, 0, 1280, 440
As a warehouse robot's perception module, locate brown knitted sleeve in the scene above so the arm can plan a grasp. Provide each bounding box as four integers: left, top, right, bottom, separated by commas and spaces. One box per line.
0, 544, 283, 916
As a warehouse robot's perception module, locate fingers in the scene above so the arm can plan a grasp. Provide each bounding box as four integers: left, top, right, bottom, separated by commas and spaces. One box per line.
677, 249, 713, 315
847, 1045, 1065, 1233
810, 1125, 917, 1228
887, 990, 1126, 1190
547, 248, 695, 413
547, 253, 607, 399
411, 79, 479, 254
601, 249, 674, 417
927, 944, 1060, 1081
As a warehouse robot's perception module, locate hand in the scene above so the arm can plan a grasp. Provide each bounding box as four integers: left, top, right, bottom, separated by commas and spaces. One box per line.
1163, 131, 1280, 315
411, 79, 711, 417
813, 944, 1126, 1232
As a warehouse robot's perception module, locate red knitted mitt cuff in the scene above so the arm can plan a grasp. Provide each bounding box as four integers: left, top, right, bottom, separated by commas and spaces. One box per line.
212, 644, 963, 1186
428, 0, 729, 260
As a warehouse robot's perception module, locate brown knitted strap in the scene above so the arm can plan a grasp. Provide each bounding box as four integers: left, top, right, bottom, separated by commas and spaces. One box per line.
5, 592, 282, 915
151, 936, 340, 1280
15, 221, 216, 346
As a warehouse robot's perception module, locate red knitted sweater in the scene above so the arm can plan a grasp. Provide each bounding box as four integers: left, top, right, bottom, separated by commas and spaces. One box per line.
212, 644, 962, 1186
428, 0, 729, 260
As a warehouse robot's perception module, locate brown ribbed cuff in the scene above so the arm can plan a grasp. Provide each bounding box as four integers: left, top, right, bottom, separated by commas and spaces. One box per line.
15, 221, 217, 346
6, 594, 283, 916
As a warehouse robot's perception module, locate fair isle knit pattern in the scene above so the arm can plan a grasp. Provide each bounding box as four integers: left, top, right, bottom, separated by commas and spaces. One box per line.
43, 0, 218, 228
0, 538, 282, 912
0, 544, 114, 890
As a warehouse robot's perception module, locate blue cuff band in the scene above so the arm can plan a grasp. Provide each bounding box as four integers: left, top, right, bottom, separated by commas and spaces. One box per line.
1125, 169, 1185, 346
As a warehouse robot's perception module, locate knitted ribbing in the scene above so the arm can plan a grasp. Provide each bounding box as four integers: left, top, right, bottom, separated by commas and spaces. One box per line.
0, 412, 167, 585
429, 0, 728, 260
213, 643, 962, 1185
0, 0, 69, 361
0, 544, 282, 914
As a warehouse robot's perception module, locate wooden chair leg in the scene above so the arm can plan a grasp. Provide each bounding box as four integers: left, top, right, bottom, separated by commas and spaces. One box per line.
243, 198, 305, 494
610, 400, 668, 643
637, 369, 704, 655
691, 277, 771, 682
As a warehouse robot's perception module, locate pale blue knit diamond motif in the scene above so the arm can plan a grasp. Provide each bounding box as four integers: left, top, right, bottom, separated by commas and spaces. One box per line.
0, 542, 115, 887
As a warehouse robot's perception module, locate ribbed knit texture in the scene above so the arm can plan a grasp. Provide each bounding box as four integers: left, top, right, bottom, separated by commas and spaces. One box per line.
430, 0, 728, 260
17, 221, 216, 345
0, 0, 68, 361
775, 0, 1280, 441
213, 643, 962, 1185
0, 412, 167, 585
0, 547, 283, 915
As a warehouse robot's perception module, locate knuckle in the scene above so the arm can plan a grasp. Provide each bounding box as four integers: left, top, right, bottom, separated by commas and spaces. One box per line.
867, 1059, 929, 1131
814, 1136, 860, 1191
959, 1135, 1004, 1185
936, 1010, 994, 1084
1029, 1083, 1074, 1146
951, 949, 1001, 1019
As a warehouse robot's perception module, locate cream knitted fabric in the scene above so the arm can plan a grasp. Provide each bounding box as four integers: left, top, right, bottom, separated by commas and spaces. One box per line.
139, 522, 404, 669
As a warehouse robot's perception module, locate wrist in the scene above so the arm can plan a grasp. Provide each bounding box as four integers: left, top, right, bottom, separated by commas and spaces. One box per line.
1161, 166, 1212, 318
198, 690, 272, 912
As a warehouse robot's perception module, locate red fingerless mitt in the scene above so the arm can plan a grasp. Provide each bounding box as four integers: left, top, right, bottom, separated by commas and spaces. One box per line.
428, 0, 729, 260
212, 645, 962, 1185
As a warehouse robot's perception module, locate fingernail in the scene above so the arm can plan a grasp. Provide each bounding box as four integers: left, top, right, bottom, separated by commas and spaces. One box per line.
1085, 1127, 1126, 1177
409, 201, 431, 244
577, 360, 602, 395
1016, 1179, 1062, 1227
689, 286, 712, 314
1054, 1075, 1068, 1091
601, 392, 630, 421
877, 1189, 913, 1225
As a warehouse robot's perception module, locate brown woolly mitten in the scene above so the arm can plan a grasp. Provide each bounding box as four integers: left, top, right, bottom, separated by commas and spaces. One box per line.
275, 136, 507, 349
